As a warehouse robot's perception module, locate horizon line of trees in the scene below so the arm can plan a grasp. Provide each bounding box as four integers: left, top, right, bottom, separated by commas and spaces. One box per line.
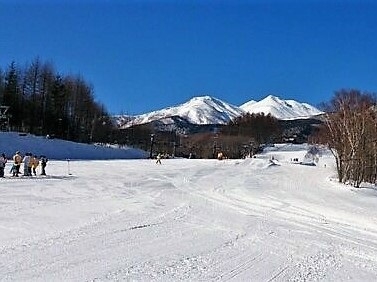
0, 59, 113, 143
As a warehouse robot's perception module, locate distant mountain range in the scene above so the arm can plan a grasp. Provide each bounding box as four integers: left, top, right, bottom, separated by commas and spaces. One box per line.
115, 95, 324, 129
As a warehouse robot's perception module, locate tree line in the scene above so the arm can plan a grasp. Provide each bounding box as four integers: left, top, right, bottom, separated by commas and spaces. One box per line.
163, 113, 282, 159
0, 59, 113, 143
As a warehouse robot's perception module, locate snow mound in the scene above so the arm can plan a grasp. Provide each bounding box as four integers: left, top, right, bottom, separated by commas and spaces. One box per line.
237, 157, 281, 169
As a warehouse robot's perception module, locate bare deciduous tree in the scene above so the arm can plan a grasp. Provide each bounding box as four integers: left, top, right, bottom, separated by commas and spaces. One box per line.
322, 89, 377, 187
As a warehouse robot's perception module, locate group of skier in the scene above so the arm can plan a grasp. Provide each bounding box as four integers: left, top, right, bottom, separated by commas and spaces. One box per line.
0, 151, 48, 177
0, 153, 7, 177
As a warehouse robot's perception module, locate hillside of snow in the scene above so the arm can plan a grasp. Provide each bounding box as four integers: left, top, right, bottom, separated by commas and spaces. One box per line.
1, 144, 376, 280
240, 95, 324, 120
239, 99, 257, 109
0, 132, 147, 160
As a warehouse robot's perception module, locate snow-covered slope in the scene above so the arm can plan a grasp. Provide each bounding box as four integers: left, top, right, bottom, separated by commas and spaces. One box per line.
1, 144, 377, 280
240, 95, 324, 120
0, 132, 147, 160
239, 99, 257, 109
119, 96, 244, 128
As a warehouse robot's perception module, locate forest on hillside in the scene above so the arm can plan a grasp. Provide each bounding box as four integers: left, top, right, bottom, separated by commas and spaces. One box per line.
0, 59, 113, 143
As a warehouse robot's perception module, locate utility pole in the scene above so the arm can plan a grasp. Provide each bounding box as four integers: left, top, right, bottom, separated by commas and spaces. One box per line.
213, 132, 218, 159
172, 141, 177, 158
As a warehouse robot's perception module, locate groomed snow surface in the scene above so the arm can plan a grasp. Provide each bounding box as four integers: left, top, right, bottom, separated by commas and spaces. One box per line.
1, 144, 377, 281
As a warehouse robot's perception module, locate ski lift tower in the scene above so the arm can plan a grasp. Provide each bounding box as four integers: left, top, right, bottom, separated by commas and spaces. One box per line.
0, 106, 10, 131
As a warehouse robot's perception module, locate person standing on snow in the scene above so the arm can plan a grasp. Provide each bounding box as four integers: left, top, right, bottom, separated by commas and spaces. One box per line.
27, 154, 35, 176
40, 155, 48, 175
0, 153, 7, 177
23, 153, 31, 176
156, 153, 162, 164
31, 155, 39, 176
12, 151, 22, 177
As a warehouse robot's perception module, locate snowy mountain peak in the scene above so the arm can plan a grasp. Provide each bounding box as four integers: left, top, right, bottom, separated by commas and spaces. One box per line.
190, 95, 213, 102
119, 95, 244, 128
240, 95, 323, 120
264, 94, 281, 102
260, 95, 291, 108
185, 95, 221, 107
116, 94, 323, 128
185, 95, 233, 109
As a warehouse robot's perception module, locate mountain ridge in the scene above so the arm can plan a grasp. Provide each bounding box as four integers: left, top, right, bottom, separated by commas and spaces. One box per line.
116, 95, 324, 128
240, 95, 323, 120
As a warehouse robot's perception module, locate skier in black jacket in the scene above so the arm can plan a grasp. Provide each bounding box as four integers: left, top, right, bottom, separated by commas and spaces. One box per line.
40, 155, 48, 175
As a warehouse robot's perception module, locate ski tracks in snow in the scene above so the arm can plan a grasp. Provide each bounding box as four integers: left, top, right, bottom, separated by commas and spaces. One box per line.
1, 158, 377, 281
154, 160, 377, 281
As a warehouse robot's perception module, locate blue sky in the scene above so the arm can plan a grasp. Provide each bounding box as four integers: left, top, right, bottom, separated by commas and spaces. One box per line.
1, 0, 376, 115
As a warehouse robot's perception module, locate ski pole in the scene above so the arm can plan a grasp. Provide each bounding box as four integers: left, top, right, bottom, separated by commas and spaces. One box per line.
67, 158, 72, 175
